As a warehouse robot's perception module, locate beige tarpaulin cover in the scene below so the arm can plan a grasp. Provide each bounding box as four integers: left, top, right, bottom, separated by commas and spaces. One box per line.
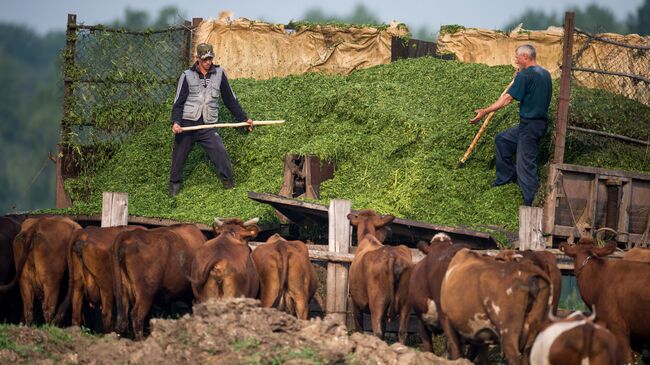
438, 27, 650, 105
192, 18, 408, 80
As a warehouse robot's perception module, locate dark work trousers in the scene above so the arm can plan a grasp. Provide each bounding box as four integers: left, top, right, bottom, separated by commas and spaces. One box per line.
494, 117, 548, 206
169, 120, 233, 184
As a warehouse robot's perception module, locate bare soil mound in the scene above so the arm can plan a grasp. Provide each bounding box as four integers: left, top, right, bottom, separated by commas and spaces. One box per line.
0, 298, 470, 364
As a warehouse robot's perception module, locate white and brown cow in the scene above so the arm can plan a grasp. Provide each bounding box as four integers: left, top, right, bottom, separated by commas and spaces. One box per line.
348, 209, 413, 343
530, 310, 623, 365
561, 236, 650, 363
440, 248, 552, 365
252, 234, 317, 320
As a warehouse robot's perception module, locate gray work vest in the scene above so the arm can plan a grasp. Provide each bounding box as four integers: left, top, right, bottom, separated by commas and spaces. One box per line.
182, 67, 224, 123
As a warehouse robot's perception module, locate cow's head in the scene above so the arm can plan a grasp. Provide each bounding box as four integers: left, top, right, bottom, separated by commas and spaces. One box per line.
347, 209, 395, 241
213, 217, 259, 242
560, 236, 617, 259
418, 232, 452, 254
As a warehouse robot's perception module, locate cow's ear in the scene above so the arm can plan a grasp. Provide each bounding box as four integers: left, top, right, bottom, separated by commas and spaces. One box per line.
347, 213, 359, 225
592, 242, 617, 257
417, 240, 430, 254
559, 242, 578, 257
243, 225, 259, 240
379, 214, 395, 227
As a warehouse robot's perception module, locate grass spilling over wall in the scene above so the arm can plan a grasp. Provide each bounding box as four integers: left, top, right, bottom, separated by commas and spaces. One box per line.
51, 57, 650, 239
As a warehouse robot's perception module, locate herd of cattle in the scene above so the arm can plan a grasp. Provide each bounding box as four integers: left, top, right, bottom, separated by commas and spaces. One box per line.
0, 211, 649, 364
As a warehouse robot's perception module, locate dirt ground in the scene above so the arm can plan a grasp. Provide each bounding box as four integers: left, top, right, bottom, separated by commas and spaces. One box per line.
0, 298, 471, 365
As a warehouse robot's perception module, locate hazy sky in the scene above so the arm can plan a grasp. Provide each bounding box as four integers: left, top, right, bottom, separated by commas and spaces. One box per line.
1, 0, 643, 35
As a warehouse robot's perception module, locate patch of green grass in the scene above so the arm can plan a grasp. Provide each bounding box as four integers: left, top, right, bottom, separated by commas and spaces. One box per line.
0, 324, 42, 358
41, 324, 72, 346
232, 337, 261, 351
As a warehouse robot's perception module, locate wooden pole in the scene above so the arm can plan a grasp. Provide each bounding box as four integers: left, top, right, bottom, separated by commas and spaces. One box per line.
180, 120, 285, 132
326, 199, 351, 324
56, 14, 77, 209
553, 12, 575, 164
101, 192, 129, 227
181, 19, 192, 67
519, 206, 545, 250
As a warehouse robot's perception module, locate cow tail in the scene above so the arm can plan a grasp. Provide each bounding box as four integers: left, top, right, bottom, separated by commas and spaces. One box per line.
54, 234, 82, 324
112, 235, 128, 334
272, 242, 288, 310
0, 228, 36, 293
581, 320, 595, 363
386, 253, 397, 319
520, 273, 551, 352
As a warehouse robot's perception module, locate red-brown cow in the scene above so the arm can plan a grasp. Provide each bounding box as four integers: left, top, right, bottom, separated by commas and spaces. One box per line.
55, 225, 145, 331
561, 236, 650, 363
530, 310, 624, 365
0, 216, 81, 325
189, 218, 259, 303
440, 248, 552, 365
623, 247, 650, 262
408, 233, 468, 353
252, 234, 317, 320
112, 224, 205, 339
495, 250, 562, 315
348, 210, 413, 344
0, 215, 26, 323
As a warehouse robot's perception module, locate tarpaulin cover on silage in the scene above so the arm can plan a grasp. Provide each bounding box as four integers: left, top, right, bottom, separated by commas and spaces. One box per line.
437, 27, 650, 106
192, 18, 407, 80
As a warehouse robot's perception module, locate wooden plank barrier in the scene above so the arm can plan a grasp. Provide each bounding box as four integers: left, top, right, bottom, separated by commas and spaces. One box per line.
326, 199, 351, 324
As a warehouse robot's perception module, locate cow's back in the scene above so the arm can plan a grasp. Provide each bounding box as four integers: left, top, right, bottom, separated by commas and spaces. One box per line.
623, 247, 650, 262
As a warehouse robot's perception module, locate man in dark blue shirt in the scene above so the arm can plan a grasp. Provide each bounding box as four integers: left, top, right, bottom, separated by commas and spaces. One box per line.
470, 44, 552, 206
168, 43, 253, 197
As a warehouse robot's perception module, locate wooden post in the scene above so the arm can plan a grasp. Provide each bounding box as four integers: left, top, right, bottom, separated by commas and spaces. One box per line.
56, 14, 77, 209
101, 192, 128, 227
552, 12, 575, 164
181, 19, 192, 66
190, 17, 203, 63
327, 199, 351, 324
519, 206, 545, 250
543, 164, 560, 247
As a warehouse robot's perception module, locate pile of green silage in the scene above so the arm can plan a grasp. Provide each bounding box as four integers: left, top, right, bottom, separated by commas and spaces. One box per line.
51, 57, 650, 241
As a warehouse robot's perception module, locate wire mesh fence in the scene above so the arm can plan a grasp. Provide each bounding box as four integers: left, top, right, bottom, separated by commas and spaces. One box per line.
572, 28, 650, 107
61, 20, 190, 174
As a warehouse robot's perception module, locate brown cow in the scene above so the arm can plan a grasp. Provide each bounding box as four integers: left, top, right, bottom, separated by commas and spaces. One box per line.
0, 216, 81, 325
561, 237, 650, 363
252, 234, 317, 319
530, 310, 624, 365
0, 215, 25, 323
495, 250, 562, 315
55, 225, 145, 331
440, 248, 552, 365
347, 210, 413, 344
189, 218, 259, 303
112, 223, 205, 339
408, 233, 468, 353
623, 247, 650, 262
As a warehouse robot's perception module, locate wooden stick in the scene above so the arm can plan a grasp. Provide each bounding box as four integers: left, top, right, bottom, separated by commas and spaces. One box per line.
180, 120, 285, 132
458, 79, 514, 167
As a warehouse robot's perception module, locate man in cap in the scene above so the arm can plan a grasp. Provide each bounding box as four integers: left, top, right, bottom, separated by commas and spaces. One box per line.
168, 42, 254, 197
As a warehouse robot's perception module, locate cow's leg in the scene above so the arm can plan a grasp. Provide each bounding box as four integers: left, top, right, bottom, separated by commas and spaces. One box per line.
397, 301, 410, 344
131, 294, 153, 341
293, 292, 309, 320
440, 315, 463, 360
418, 319, 434, 353
41, 277, 61, 324
99, 288, 113, 332
351, 301, 364, 333
500, 330, 524, 365
70, 279, 84, 327
19, 278, 34, 326
607, 323, 634, 364
258, 278, 280, 308
369, 297, 388, 339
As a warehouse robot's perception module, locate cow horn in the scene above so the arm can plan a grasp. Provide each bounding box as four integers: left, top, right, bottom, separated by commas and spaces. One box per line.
548, 309, 561, 322
595, 227, 617, 241
587, 305, 597, 322
214, 217, 224, 227
243, 217, 259, 226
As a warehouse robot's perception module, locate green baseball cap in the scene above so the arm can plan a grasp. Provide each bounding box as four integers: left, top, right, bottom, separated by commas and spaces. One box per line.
196, 43, 215, 59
